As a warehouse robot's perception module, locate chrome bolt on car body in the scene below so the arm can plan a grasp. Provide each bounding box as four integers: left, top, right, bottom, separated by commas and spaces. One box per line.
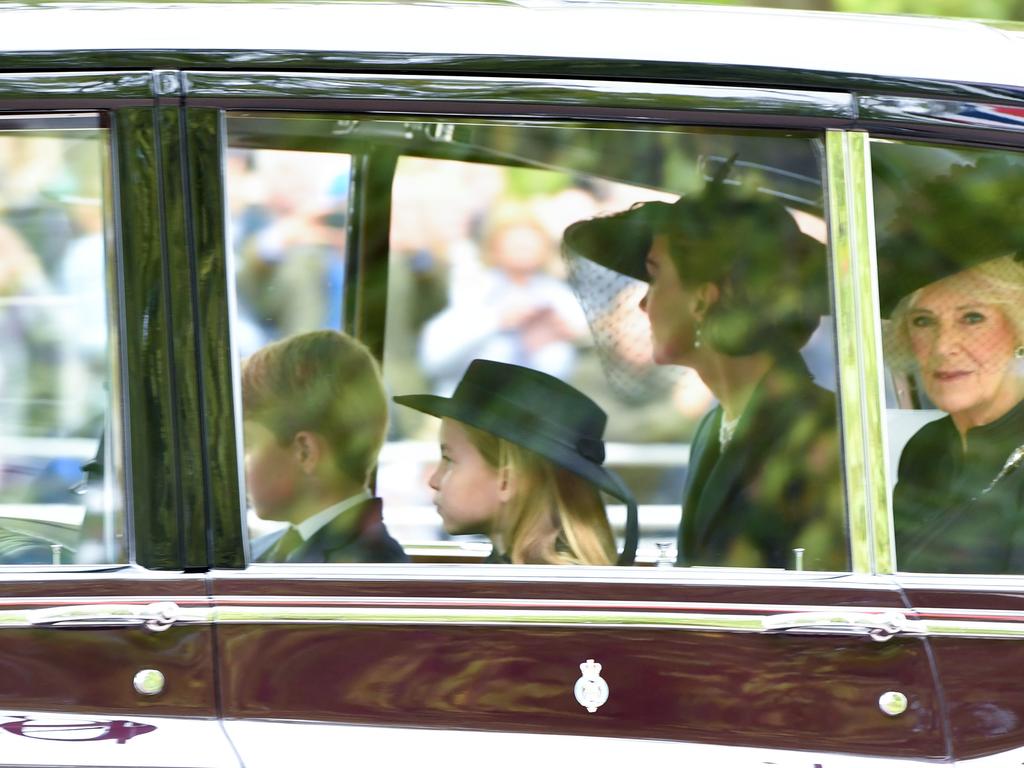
132, 669, 166, 697
878, 691, 909, 717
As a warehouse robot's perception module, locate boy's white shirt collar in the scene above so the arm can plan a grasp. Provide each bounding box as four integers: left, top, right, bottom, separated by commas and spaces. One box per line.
295, 489, 371, 541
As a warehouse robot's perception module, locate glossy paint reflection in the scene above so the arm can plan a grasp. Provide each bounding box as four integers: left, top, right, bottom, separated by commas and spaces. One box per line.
114, 107, 183, 569
860, 96, 1024, 136
0, 626, 213, 715
215, 593, 945, 757
0, 709, 238, 768
183, 106, 247, 568
182, 72, 854, 122
0, 715, 155, 743
0, 72, 151, 103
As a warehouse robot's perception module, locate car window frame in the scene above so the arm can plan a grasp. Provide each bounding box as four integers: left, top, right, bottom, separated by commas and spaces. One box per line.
848, 105, 1024, 580
0, 70, 229, 766
0, 70, 207, 572
181, 70, 878, 578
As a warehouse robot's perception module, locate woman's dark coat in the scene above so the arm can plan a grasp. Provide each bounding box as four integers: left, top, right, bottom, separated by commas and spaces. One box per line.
677, 355, 847, 570
894, 398, 1024, 574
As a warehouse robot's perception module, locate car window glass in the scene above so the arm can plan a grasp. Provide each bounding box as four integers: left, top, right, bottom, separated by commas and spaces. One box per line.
872, 141, 1024, 576
226, 146, 352, 358
0, 115, 125, 566
227, 114, 848, 571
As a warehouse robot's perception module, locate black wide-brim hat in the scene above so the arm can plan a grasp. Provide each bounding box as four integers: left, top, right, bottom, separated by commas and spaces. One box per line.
563, 192, 829, 316
394, 359, 638, 566
875, 155, 1024, 316
562, 200, 667, 283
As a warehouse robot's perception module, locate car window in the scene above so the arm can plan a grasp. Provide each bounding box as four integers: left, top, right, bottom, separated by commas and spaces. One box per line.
872, 140, 1024, 575
226, 113, 849, 571
227, 146, 351, 357
0, 115, 125, 566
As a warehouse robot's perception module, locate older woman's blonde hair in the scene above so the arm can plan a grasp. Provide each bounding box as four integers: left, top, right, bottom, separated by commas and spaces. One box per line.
461, 422, 616, 566
883, 254, 1024, 372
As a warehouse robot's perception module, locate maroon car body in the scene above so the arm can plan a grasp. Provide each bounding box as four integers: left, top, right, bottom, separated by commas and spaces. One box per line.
0, 3, 1023, 767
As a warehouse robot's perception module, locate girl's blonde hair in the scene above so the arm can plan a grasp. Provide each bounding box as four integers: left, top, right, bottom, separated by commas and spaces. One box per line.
883, 254, 1024, 372
462, 422, 616, 566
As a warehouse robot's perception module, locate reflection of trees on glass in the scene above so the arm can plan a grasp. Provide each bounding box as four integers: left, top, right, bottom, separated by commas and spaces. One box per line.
227, 114, 846, 566
380, 121, 838, 562
593, 0, 1024, 21
381, 152, 711, 474
565, 165, 844, 570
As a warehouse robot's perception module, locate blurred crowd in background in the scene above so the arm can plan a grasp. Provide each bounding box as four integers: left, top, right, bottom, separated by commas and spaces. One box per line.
226, 147, 717, 515
0, 132, 109, 508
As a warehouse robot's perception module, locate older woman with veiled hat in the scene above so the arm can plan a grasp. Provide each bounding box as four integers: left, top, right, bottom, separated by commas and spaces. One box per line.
564, 169, 847, 571
879, 156, 1024, 574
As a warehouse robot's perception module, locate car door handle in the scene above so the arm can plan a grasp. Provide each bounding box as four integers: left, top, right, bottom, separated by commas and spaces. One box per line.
28, 601, 195, 632
762, 611, 923, 642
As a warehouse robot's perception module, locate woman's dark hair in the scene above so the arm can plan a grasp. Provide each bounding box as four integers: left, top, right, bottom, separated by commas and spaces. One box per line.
562, 160, 829, 358
658, 194, 826, 356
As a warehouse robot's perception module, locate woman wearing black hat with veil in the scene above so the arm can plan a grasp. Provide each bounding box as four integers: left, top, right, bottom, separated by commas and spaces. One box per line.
878, 156, 1024, 574
564, 169, 847, 571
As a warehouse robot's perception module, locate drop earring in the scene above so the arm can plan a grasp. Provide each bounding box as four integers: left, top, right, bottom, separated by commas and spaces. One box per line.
693, 297, 707, 351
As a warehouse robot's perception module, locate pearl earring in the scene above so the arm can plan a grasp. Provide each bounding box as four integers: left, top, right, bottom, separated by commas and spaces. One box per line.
694, 324, 703, 350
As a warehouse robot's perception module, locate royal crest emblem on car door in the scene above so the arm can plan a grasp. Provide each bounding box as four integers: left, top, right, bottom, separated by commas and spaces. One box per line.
573, 659, 609, 713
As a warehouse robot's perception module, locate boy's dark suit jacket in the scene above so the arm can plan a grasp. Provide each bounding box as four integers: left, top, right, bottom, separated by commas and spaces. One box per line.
251, 497, 408, 564
677, 354, 847, 571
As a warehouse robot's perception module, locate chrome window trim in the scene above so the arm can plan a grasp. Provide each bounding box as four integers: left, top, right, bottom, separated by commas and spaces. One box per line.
0, 71, 154, 106
184, 71, 854, 124
7, 590, 1024, 639
213, 84, 861, 576
0, 112, 103, 129
825, 130, 892, 575
217, 563, 874, 585
895, 571, 1024, 590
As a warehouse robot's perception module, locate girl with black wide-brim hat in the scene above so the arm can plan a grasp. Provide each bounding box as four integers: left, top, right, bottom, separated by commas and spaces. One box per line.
395, 359, 638, 566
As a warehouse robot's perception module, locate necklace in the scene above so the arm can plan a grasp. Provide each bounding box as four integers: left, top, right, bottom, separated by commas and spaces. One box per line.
719, 413, 741, 447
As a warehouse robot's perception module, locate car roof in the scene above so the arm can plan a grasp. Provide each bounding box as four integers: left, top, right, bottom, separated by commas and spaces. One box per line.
1, 1, 1021, 90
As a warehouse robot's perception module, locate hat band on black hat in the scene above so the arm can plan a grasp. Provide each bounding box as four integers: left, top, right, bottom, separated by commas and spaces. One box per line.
574, 436, 605, 464
458, 381, 607, 456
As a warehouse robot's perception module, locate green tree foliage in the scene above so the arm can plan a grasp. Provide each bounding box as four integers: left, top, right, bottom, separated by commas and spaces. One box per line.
835, 0, 1024, 20
696, 0, 1024, 21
